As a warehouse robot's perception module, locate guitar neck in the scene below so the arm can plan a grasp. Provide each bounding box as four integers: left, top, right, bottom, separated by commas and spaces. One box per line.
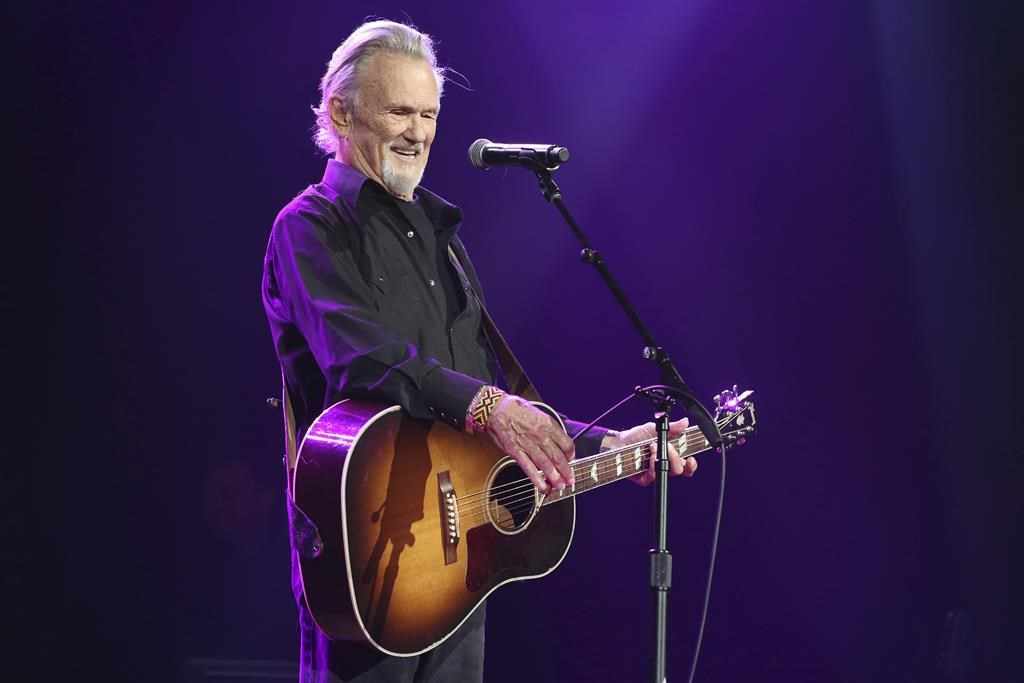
540, 426, 713, 505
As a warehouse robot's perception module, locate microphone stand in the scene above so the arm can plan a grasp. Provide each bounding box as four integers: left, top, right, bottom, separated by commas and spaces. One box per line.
526, 160, 722, 683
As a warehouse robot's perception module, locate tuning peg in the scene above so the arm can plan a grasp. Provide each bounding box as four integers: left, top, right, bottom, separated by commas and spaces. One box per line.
716, 387, 737, 411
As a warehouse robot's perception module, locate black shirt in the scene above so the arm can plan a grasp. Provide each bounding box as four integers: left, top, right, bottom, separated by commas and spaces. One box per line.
393, 195, 466, 326
263, 160, 493, 436
262, 160, 606, 452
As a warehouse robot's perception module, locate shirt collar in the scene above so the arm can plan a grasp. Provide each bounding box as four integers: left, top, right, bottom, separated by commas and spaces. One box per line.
321, 159, 463, 231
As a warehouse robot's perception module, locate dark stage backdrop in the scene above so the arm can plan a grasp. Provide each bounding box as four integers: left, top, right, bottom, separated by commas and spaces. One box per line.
10, 1, 1022, 681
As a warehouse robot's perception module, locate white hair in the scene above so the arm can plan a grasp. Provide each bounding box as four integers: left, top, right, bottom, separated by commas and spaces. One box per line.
312, 20, 445, 155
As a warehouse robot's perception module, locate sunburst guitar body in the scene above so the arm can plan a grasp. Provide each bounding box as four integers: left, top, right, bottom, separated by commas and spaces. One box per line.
291, 389, 755, 656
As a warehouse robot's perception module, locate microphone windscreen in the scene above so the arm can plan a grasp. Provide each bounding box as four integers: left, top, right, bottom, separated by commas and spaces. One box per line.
468, 138, 491, 169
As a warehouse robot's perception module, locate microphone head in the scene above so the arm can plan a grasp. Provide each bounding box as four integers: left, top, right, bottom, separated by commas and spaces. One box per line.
468, 138, 491, 169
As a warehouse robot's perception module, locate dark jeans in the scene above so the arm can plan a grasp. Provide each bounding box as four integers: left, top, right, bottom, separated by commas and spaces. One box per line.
297, 596, 486, 682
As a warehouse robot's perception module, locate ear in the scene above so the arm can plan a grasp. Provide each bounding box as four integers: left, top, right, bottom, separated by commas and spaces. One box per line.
329, 96, 352, 139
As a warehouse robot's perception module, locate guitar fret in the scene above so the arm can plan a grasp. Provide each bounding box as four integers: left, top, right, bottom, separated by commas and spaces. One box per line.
541, 426, 720, 507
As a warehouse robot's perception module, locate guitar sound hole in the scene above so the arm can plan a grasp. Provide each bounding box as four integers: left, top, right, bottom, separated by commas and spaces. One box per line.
486, 461, 539, 534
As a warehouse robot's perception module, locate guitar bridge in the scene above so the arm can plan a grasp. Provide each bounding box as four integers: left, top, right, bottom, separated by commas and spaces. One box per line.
437, 471, 460, 565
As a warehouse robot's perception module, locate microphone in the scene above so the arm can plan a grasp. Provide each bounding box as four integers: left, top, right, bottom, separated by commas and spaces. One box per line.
468, 138, 570, 170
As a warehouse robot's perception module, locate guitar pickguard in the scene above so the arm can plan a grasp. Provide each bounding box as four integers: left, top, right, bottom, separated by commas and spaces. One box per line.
465, 501, 573, 592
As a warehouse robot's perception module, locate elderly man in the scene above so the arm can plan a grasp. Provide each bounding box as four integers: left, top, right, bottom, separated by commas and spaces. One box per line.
263, 19, 696, 683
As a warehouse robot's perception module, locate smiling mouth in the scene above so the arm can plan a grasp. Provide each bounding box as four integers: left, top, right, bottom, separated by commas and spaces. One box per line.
391, 147, 422, 159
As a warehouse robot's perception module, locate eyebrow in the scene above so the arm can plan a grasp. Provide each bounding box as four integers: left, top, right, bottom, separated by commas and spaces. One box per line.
385, 103, 440, 114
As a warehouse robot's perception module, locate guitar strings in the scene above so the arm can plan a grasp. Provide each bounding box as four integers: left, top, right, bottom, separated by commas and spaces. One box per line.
452, 431, 702, 506
446, 414, 745, 531
452, 440, 711, 524
457, 475, 611, 527
454, 458, 662, 523
451, 418, 727, 515
452, 453, 651, 521
453, 451, 696, 529
453, 448, 657, 515
452, 430, 708, 511
450, 433, 710, 521
447, 415, 740, 523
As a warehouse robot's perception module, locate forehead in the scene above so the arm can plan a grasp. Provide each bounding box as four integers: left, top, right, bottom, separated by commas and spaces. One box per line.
358, 52, 439, 108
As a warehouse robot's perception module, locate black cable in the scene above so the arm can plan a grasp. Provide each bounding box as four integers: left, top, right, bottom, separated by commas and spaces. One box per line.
573, 385, 728, 683
632, 384, 726, 683
686, 441, 725, 683
569, 391, 638, 442
507, 150, 732, 682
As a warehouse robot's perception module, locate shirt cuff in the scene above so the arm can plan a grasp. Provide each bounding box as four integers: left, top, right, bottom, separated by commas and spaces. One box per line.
420, 366, 487, 431
563, 418, 609, 459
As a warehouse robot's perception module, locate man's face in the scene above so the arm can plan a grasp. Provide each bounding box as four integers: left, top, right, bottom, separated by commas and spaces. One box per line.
333, 52, 439, 200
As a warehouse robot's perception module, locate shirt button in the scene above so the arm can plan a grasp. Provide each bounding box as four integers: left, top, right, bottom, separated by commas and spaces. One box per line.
429, 279, 436, 287
406, 231, 414, 238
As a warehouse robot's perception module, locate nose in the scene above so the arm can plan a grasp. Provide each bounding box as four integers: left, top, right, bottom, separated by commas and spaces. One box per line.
405, 114, 427, 144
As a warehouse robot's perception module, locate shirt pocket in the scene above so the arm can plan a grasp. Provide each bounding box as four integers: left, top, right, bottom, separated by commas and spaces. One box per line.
371, 256, 413, 297
371, 256, 425, 335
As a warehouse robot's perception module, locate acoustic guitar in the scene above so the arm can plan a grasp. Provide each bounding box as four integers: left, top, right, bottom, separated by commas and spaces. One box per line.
292, 387, 755, 656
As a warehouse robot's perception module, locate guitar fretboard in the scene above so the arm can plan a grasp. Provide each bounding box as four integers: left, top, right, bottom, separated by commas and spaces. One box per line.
540, 426, 712, 505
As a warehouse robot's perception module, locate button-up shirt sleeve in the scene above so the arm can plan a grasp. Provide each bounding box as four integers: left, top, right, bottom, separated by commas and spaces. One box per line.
264, 195, 485, 428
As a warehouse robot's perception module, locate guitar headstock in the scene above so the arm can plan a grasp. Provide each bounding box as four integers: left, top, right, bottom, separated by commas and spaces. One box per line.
713, 385, 756, 446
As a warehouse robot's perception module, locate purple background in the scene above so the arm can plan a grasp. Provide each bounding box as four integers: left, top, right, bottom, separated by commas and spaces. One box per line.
11, 1, 1022, 681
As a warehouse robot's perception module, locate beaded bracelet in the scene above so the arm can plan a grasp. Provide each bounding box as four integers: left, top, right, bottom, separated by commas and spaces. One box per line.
466, 385, 506, 433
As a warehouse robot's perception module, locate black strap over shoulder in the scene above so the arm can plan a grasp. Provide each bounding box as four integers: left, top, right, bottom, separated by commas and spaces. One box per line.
447, 245, 543, 403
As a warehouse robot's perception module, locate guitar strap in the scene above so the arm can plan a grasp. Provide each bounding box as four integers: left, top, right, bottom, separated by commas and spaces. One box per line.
277, 371, 322, 559
478, 306, 543, 402
277, 241, 537, 558
280, 243, 542, 468
447, 244, 543, 404
281, 370, 299, 474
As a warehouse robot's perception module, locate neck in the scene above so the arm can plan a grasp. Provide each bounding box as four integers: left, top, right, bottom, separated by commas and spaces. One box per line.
541, 426, 713, 505
336, 150, 412, 201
